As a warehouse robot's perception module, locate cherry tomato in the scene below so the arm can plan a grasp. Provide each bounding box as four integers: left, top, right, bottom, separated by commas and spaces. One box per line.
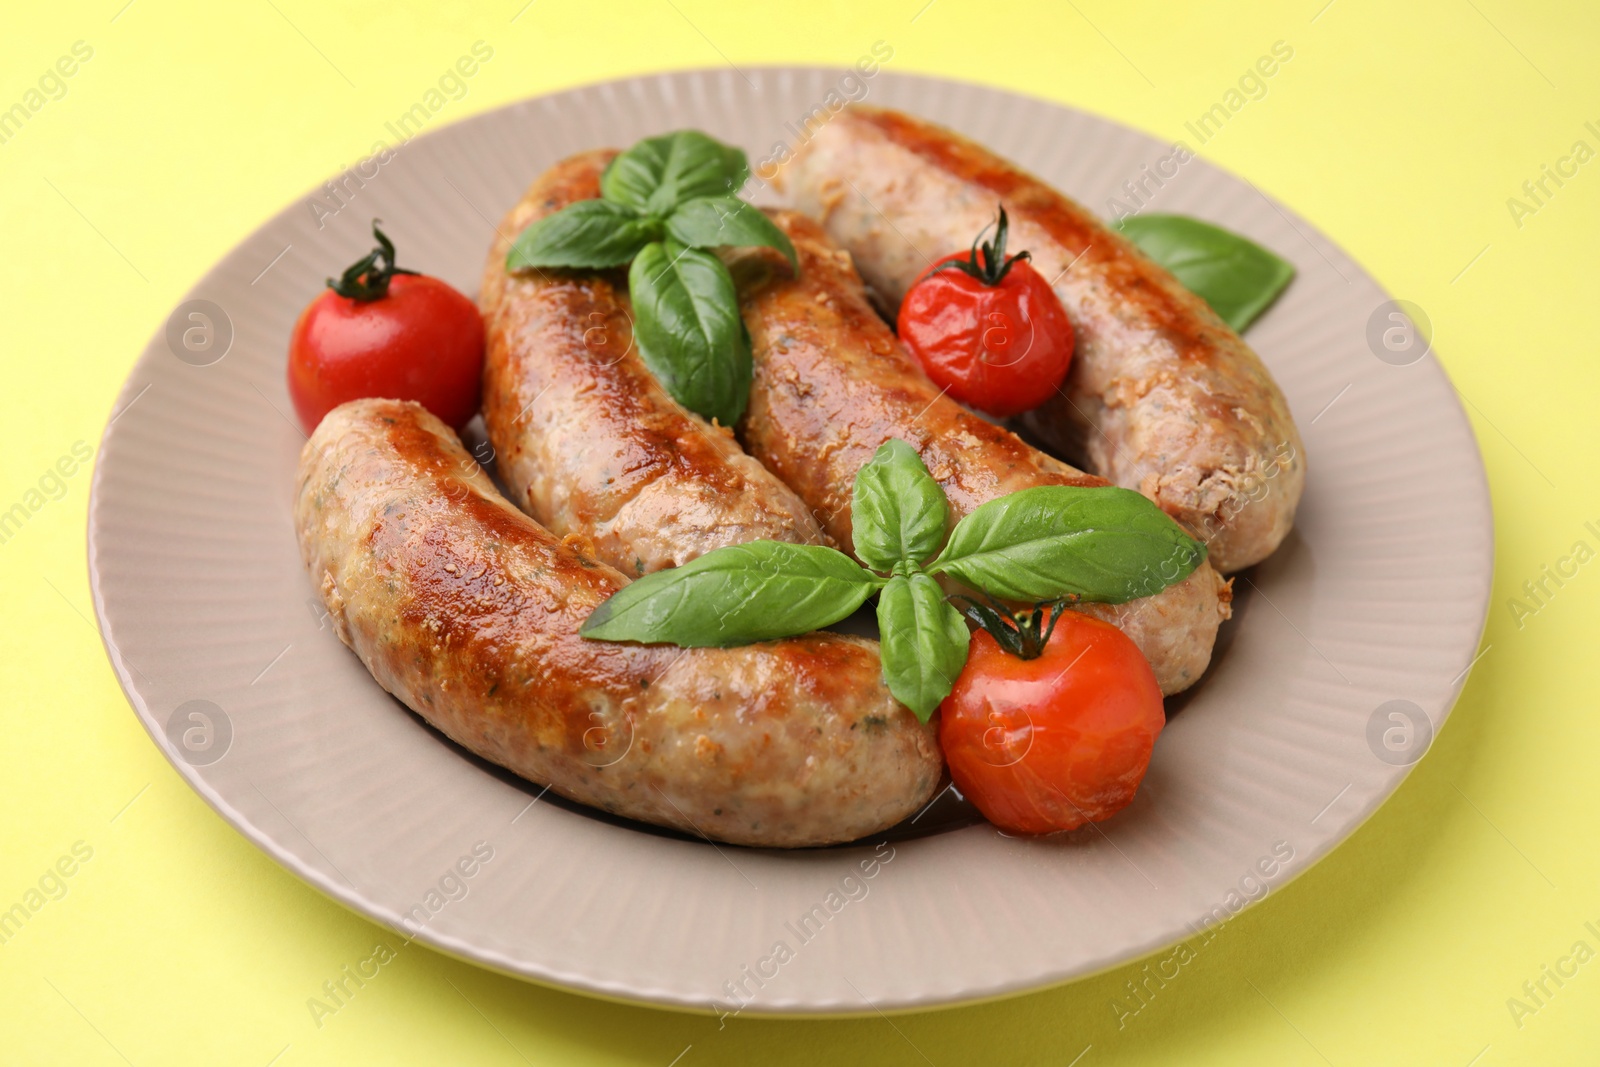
897, 206, 1075, 418
939, 603, 1164, 835
288, 221, 484, 434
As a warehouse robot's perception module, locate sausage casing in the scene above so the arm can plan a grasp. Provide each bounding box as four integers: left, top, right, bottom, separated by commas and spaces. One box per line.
774, 105, 1304, 573
736, 213, 1230, 695
481, 151, 826, 577
295, 398, 941, 848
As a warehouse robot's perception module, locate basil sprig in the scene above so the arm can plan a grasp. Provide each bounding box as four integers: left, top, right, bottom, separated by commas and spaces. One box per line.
506, 130, 797, 426
601, 130, 749, 214
628, 240, 753, 428
1114, 214, 1294, 333
929, 485, 1205, 602
581, 541, 882, 646
850, 437, 948, 572
877, 572, 970, 720
505, 201, 660, 271
664, 197, 797, 272
581, 439, 1205, 721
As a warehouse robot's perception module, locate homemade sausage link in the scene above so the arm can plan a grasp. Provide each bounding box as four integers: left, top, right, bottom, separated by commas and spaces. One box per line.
295, 399, 941, 848
774, 105, 1305, 574
481, 150, 826, 578
735, 212, 1230, 695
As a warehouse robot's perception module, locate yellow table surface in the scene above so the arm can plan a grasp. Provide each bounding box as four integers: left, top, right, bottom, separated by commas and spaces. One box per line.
5, 1, 1596, 1063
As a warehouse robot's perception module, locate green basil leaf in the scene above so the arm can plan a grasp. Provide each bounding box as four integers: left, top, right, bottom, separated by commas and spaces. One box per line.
929, 485, 1205, 603
1114, 214, 1294, 332
505, 200, 660, 271
580, 541, 881, 646
601, 131, 750, 216
665, 197, 797, 271
851, 440, 949, 573
876, 573, 970, 722
629, 239, 752, 426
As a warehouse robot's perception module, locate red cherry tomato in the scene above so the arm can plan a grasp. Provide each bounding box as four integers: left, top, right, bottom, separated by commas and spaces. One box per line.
288, 221, 484, 434
897, 207, 1075, 418
939, 605, 1164, 835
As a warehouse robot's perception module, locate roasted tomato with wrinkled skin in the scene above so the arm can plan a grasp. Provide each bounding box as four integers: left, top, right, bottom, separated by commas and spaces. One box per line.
897, 206, 1075, 418
938, 601, 1164, 835
288, 221, 485, 435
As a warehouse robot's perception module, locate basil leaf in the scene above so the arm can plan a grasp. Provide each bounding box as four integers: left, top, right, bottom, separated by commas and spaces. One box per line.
876, 573, 970, 721
602, 131, 750, 216
930, 485, 1205, 603
580, 541, 881, 646
629, 239, 752, 426
506, 200, 660, 271
851, 440, 948, 573
1115, 214, 1294, 332
665, 197, 798, 271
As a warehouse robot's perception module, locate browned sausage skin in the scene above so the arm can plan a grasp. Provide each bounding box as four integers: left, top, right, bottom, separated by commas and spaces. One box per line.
481, 150, 826, 577
295, 398, 940, 848
736, 213, 1231, 695
774, 106, 1305, 574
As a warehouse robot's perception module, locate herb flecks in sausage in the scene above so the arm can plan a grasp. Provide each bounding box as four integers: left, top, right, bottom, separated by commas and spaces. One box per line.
295, 399, 941, 847
775, 105, 1304, 573
734, 210, 1230, 695
480, 151, 827, 577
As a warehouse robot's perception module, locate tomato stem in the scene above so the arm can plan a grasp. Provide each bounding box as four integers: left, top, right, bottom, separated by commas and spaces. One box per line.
950, 593, 1071, 660
929, 206, 1031, 287
327, 219, 419, 302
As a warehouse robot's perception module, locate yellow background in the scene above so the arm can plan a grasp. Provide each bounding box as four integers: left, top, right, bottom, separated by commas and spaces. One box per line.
4, 1, 1596, 1063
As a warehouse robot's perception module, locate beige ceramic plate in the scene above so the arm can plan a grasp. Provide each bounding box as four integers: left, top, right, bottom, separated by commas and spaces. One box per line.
88, 69, 1491, 1014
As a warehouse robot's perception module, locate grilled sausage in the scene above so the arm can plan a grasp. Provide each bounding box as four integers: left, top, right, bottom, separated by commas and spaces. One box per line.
294, 399, 941, 848
481, 150, 826, 578
736, 213, 1231, 695
773, 105, 1304, 574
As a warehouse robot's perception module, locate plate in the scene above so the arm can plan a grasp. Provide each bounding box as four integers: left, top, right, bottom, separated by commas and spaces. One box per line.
87, 68, 1492, 1014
